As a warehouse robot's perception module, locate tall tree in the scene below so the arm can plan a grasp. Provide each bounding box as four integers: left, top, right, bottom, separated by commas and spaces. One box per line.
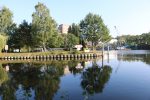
47, 34, 64, 48
17, 20, 32, 51
65, 33, 79, 50
68, 23, 80, 37
80, 13, 111, 50
0, 35, 7, 52
7, 21, 32, 52
32, 2, 57, 51
7, 24, 18, 50
0, 7, 13, 35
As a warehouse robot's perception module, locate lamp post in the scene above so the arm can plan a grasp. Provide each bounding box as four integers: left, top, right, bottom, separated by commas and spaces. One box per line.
100, 40, 110, 65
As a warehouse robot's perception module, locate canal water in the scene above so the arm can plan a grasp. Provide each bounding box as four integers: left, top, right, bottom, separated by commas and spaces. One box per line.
0, 50, 150, 100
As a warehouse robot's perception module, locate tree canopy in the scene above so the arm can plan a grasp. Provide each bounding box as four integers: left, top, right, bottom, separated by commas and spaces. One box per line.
0, 3, 114, 52
65, 33, 79, 50
7, 21, 32, 52
0, 35, 7, 52
31, 2, 58, 51
80, 13, 111, 49
0, 7, 13, 35
68, 23, 80, 37
117, 33, 150, 50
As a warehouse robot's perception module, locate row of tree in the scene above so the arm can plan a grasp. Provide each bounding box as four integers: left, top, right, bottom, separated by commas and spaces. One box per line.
0, 2, 111, 52
117, 32, 150, 50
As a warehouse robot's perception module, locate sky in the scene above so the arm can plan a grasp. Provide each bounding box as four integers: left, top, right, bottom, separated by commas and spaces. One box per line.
1, 0, 150, 37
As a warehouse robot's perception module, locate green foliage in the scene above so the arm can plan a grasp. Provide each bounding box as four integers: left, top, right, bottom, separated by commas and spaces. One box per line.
17, 20, 32, 48
47, 34, 64, 48
68, 23, 80, 37
0, 7, 13, 34
7, 21, 32, 52
141, 33, 150, 45
65, 33, 79, 50
1, 5, 114, 51
7, 24, 18, 49
118, 33, 150, 49
32, 2, 57, 51
0, 35, 7, 52
80, 13, 111, 48
0, 64, 9, 85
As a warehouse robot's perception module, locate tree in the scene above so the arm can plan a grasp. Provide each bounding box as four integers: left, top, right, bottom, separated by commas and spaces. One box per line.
119, 33, 150, 50
32, 2, 57, 51
7, 21, 32, 52
7, 24, 18, 51
0, 35, 7, 52
0, 7, 13, 35
47, 34, 64, 48
68, 23, 80, 37
17, 20, 32, 51
80, 13, 111, 50
65, 33, 79, 50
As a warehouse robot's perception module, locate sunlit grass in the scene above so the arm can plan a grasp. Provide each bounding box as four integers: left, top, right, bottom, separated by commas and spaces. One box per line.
0, 50, 101, 58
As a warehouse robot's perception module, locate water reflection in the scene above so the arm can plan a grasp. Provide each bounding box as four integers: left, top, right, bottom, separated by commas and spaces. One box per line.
0, 59, 113, 100
0, 64, 9, 85
81, 61, 112, 99
0, 61, 67, 100
118, 53, 150, 65
68, 60, 85, 75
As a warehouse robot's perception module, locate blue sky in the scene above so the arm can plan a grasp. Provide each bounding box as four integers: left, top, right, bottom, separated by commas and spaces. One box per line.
1, 0, 150, 37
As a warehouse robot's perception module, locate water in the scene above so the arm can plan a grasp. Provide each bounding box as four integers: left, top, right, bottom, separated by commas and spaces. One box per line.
0, 50, 150, 100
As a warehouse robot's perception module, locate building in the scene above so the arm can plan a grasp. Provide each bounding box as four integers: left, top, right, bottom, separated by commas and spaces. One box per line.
58, 24, 69, 34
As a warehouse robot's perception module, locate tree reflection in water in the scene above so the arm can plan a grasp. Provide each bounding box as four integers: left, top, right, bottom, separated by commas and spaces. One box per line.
0, 64, 9, 85
68, 60, 85, 75
0, 60, 110, 100
81, 62, 112, 97
118, 54, 150, 65
0, 61, 66, 100
0, 64, 16, 100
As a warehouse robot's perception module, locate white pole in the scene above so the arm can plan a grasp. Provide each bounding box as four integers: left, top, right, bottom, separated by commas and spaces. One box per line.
107, 44, 110, 63
102, 43, 104, 67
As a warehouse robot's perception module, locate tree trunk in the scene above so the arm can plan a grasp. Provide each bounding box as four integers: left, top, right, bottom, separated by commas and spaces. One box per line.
92, 41, 95, 51
92, 41, 93, 50
28, 46, 31, 52
43, 43, 47, 52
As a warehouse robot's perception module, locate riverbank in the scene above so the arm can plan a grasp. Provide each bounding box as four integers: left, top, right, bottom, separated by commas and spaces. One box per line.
0, 51, 102, 60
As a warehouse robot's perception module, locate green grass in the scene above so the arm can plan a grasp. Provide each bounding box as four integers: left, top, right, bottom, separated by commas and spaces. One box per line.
0, 50, 101, 58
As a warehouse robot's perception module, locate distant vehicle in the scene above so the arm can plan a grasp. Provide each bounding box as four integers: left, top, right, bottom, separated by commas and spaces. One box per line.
13, 49, 20, 52
116, 46, 126, 50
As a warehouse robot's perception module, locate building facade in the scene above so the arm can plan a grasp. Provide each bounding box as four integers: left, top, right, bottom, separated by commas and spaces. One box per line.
58, 24, 69, 34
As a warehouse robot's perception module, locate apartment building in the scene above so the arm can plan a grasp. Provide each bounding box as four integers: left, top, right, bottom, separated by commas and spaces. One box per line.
58, 24, 69, 34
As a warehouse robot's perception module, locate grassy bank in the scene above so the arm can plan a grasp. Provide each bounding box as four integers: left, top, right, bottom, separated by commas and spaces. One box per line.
0, 50, 101, 58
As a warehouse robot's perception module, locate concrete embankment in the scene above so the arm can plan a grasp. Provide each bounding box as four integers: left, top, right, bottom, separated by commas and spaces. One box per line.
0, 52, 102, 60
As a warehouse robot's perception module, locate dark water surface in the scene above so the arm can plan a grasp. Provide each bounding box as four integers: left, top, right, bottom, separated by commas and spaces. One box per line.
0, 50, 150, 100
